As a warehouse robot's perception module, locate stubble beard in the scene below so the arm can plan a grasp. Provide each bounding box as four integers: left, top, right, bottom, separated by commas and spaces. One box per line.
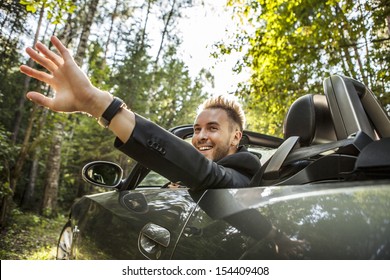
211, 140, 232, 162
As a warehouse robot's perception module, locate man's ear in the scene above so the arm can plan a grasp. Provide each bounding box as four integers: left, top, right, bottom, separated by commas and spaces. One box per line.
231, 129, 243, 146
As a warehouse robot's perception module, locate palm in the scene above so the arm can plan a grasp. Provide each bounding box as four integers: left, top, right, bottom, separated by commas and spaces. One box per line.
20, 36, 94, 113
49, 60, 92, 112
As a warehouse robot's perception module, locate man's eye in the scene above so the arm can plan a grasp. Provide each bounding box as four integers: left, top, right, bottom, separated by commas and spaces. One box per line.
194, 128, 200, 133
210, 127, 218, 131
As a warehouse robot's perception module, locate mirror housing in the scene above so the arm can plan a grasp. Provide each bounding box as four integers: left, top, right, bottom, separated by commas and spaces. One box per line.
82, 161, 123, 188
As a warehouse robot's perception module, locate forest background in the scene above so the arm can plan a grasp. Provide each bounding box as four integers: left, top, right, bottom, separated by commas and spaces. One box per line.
0, 0, 389, 259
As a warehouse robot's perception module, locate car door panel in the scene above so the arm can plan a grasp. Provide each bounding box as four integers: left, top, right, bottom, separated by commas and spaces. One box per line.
69, 189, 198, 259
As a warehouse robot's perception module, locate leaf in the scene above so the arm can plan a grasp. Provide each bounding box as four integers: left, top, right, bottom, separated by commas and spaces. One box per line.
26, 5, 37, 13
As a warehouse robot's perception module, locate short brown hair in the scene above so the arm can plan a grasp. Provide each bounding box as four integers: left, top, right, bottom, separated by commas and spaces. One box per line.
199, 95, 246, 131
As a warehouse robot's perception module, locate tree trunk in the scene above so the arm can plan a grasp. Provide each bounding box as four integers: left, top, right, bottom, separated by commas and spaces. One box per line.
20, 148, 39, 210
0, 159, 12, 226
74, 0, 100, 198
42, 0, 100, 212
41, 0, 99, 216
104, 0, 119, 60
41, 122, 64, 216
12, 3, 45, 143
140, 0, 152, 51
19, 88, 49, 210
2, 104, 39, 225
155, 0, 176, 65
75, 0, 100, 65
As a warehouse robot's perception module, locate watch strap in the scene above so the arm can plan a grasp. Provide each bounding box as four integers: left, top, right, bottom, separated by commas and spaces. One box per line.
98, 97, 125, 128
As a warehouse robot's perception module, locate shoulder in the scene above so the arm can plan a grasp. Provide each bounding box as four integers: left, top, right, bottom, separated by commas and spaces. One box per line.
217, 147, 261, 177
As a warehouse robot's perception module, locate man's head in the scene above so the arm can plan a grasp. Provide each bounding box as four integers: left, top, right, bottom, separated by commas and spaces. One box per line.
192, 96, 245, 161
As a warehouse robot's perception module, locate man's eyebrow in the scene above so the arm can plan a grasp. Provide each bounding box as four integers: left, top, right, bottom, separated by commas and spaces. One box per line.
193, 121, 220, 127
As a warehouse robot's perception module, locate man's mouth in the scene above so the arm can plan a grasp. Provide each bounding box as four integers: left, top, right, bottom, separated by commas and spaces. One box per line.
198, 146, 213, 151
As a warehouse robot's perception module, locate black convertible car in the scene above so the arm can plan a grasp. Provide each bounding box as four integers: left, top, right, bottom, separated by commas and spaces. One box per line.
56, 75, 390, 260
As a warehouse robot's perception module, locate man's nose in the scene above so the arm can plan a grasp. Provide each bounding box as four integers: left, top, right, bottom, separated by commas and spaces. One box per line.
198, 128, 208, 140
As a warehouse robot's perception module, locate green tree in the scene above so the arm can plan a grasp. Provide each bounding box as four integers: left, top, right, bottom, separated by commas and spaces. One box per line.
0, 124, 18, 226
56, 0, 211, 206
0, 0, 77, 223
0, 0, 213, 223
40, 0, 99, 216
220, 0, 390, 135
148, 45, 210, 128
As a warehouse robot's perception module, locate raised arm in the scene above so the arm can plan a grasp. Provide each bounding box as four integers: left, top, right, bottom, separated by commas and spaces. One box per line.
20, 36, 135, 143
20, 36, 259, 191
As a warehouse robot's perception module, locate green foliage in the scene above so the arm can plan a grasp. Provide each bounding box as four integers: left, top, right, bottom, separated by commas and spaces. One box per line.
0, 16, 28, 132
1, 0, 212, 223
19, 0, 76, 24
0, 124, 18, 200
0, 208, 67, 259
0, 69, 26, 133
112, 40, 209, 129
223, 0, 390, 136
87, 41, 113, 91
143, 45, 210, 128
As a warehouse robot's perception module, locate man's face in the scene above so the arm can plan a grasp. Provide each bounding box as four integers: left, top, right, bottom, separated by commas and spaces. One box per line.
192, 108, 242, 162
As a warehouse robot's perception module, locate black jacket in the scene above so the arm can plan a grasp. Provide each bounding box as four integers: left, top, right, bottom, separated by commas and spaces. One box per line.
115, 114, 260, 191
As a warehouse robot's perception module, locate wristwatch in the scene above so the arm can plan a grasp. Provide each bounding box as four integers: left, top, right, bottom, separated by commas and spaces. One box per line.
98, 97, 126, 128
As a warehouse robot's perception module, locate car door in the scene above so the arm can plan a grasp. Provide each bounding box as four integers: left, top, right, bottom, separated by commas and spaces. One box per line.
69, 175, 199, 259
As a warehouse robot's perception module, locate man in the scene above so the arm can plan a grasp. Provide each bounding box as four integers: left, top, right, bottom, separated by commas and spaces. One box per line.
20, 36, 260, 191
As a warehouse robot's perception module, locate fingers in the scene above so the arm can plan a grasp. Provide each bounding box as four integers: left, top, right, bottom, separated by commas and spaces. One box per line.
26, 91, 54, 109
50, 36, 73, 62
24, 36, 69, 73
35, 41, 63, 67
20, 65, 53, 84
26, 46, 58, 73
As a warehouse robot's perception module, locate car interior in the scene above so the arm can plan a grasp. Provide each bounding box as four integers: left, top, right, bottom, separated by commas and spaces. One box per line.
249, 74, 390, 187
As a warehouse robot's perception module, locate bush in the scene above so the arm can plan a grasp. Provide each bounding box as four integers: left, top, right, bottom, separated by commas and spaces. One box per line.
0, 208, 67, 260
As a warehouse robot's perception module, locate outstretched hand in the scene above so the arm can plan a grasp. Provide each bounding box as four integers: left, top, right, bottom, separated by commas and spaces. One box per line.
20, 36, 110, 118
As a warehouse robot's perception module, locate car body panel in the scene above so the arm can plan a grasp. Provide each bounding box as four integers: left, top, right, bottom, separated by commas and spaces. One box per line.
174, 181, 390, 259
68, 180, 390, 259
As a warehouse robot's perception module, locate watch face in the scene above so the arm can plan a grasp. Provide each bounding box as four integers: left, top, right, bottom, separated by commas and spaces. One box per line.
98, 117, 110, 128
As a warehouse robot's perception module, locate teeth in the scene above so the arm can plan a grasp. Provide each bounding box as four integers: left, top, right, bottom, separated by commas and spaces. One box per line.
199, 146, 212, 151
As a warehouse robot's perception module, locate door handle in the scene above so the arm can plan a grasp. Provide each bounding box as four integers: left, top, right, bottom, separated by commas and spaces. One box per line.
139, 223, 170, 259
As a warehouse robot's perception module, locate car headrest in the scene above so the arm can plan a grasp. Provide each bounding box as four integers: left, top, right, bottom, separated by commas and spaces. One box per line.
283, 94, 337, 147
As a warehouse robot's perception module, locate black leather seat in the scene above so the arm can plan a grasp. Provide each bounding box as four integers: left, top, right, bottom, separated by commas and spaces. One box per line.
249, 93, 371, 187
263, 94, 338, 181
283, 94, 337, 147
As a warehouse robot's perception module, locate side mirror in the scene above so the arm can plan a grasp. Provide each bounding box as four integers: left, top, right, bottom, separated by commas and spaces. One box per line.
82, 161, 123, 188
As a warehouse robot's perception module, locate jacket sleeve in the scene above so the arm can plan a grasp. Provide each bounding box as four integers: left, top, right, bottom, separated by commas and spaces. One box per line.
114, 114, 259, 191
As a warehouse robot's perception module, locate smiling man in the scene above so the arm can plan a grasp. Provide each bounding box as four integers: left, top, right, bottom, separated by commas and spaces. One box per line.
20, 36, 260, 191
193, 96, 244, 162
